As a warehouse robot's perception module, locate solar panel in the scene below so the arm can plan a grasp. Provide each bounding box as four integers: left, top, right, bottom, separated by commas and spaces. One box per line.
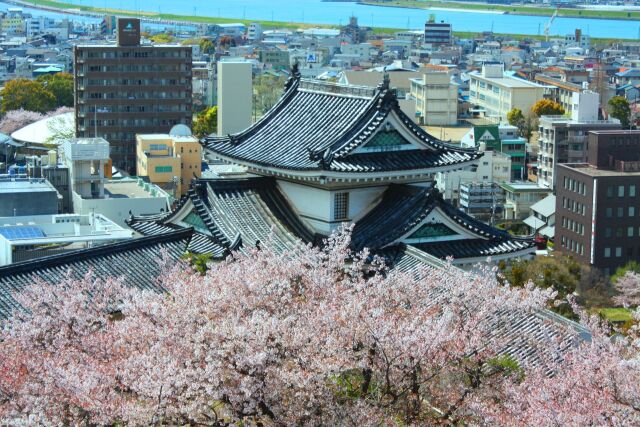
0, 226, 46, 240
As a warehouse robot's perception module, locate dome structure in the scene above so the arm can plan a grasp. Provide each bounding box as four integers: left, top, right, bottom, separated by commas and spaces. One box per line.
169, 124, 192, 137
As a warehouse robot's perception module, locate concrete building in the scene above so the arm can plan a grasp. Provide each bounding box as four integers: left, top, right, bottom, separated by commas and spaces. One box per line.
523, 194, 556, 240
410, 71, 458, 125
534, 74, 583, 114
537, 91, 621, 189
436, 149, 511, 205
556, 130, 640, 275
0, 213, 132, 266
500, 182, 552, 220
136, 128, 202, 197
73, 178, 170, 227
424, 19, 452, 46
459, 182, 505, 222
247, 23, 263, 41
74, 18, 193, 171
0, 177, 61, 217
462, 124, 527, 181
468, 63, 545, 121
217, 60, 252, 136
62, 138, 110, 201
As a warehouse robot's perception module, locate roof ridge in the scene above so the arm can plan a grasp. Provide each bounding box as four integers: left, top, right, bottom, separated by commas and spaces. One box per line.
0, 228, 194, 277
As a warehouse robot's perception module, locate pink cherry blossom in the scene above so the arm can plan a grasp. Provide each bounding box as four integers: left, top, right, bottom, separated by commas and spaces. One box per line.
1, 228, 638, 425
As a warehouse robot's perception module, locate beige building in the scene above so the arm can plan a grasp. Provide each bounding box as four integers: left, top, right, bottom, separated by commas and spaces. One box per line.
136, 130, 202, 197
410, 71, 458, 126
469, 63, 545, 121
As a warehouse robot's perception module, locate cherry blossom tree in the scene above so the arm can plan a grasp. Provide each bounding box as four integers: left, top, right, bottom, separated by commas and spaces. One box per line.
0, 106, 74, 135
1, 229, 639, 425
614, 271, 640, 307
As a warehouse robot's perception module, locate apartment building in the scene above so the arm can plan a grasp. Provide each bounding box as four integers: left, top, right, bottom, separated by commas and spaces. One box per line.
410, 71, 458, 125
534, 73, 583, 114
556, 130, 640, 275
468, 63, 545, 121
537, 91, 620, 189
74, 18, 193, 172
135, 129, 202, 197
424, 19, 452, 45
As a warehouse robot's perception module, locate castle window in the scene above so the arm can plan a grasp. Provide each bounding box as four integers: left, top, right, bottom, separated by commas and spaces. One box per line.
334, 192, 349, 221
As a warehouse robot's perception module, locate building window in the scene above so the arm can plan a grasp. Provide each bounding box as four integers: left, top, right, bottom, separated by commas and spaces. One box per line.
604, 247, 611, 258
628, 227, 635, 237
616, 247, 622, 258
630, 207, 636, 217
607, 186, 613, 198
616, 228, 623, 238
618, 207, 624, 218
618, 185, 625, 197
154, 165, 173, 173
605, 227, 612, 237
334, 192, 349, 221
606, 207, 612, 218
630, 185, 636, 197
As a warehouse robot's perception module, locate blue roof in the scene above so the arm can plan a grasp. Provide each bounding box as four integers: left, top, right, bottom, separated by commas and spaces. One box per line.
0, 226, 45, 240
616, 69, 640, 78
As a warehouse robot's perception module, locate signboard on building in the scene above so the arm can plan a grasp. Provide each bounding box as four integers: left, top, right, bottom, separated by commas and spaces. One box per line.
117, 18, 140, 47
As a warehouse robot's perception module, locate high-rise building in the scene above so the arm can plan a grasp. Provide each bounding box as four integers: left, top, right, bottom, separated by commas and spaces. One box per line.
74, 18, 193, 172
424, 18, 452, 46
556, 130, 640, 275
537, 91, 620, 189
217, 60, 252, 135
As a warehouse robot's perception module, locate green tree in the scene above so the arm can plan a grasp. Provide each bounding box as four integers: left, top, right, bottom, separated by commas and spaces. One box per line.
253, 74, 287, 118
193, 106, 217, 138
0, 78, 56, 113
149, 33, 175, 43
37, 72, 74, 108
531, 99, 565, 117
507, 107, 535, 141
507, 108, 525, 128
608, 96, 632, 128
199, 38, 215, 54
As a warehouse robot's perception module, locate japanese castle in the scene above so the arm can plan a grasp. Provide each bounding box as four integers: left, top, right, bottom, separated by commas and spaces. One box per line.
128, 70, 535, 268
0, 71, 581, 368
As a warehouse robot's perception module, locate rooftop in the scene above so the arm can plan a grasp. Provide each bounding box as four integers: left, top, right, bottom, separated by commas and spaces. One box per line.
560, 163, 640, 177
11, 112, 74, 146
469, 70, 545, 89
103, 179, 170, 199
500, 182, 552, 192
0, 178, 58, 194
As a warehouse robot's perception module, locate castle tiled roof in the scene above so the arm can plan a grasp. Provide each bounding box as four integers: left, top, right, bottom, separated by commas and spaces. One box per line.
127, 178, 317, 256
0, 229, 194, 320
204, 75, 479, 173
352, 184, 535, 258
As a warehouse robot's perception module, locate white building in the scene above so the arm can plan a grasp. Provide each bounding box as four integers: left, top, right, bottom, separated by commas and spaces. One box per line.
0, 213, 132, 266
537, 91, 621, 189
410, 71, 458, 125
60, 138, 170, 226
247, 23, 263, 41
436, 148, 511, 205
217, 60, 253, 135
468, 63, 545, 121
62, 138, 109, 200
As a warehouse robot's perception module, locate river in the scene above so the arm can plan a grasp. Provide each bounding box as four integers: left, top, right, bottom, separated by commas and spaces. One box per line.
2, 0, 640, 39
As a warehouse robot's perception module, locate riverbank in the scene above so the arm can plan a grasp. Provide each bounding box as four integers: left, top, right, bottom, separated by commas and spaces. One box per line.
9, 0, 636, 43
359, 0, 640, 21
359, 0, 640, 20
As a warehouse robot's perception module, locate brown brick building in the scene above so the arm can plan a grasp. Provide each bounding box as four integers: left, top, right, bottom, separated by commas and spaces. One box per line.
556, 130, 640, 275
74, 18, 192, 171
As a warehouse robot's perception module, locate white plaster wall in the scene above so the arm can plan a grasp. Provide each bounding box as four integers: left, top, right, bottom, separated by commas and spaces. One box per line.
277, 181, 333, 234
277, 180, 387, 235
